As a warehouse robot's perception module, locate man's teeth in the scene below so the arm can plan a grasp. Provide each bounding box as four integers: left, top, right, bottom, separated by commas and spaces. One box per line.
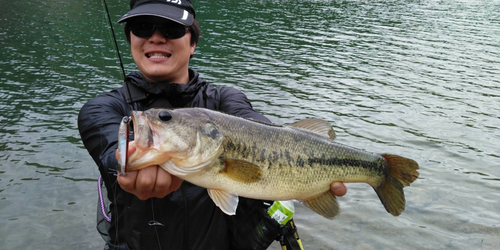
147, 53, 171, 58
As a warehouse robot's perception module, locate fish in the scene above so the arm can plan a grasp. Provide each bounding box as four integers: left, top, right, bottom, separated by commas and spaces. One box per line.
126, 108, 419, 219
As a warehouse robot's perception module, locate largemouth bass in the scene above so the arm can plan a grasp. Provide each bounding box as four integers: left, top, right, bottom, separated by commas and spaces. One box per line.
126, 108, 419, 218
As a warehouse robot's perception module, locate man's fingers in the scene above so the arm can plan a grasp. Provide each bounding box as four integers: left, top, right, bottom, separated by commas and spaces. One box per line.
117, 170, 138, 193
152, 167, 173, 198
331, 182, 347, 197
152, 167, 184, 198
128, 141, 136, 156
169, 176, 183, 193
117, 164, 183, 200
135, 166, 158, 199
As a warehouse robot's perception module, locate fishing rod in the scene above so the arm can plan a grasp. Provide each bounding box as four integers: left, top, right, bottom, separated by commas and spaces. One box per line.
103, 0, 127, 80
103, 0, 133, 175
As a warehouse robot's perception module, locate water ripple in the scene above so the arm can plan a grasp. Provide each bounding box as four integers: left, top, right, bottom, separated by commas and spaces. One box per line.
1, 0, 500, 249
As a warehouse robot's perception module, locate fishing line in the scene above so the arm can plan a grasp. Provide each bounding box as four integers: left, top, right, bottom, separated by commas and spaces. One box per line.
149, 200, 164, 250
103, 0, 126, 80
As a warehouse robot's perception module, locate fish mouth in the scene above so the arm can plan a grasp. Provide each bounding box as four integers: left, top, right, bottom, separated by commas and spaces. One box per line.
127, 111, 167, 171
131, 111, 153, 149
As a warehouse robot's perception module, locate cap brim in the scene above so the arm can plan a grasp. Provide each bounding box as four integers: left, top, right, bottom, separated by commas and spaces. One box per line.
117, 3, 194, 26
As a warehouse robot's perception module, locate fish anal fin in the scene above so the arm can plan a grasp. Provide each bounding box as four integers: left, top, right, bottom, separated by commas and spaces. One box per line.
220, 158, 263, 183
207, 189, 239, 216
289, 119, 336, 140
375, 154, 420, 216
302, 191, 339, 219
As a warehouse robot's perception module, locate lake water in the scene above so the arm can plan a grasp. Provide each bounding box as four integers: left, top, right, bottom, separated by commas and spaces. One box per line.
1, 0, 499, 249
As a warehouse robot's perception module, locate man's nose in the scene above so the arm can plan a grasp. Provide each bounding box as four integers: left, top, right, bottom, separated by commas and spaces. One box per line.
149, 30, 167, 42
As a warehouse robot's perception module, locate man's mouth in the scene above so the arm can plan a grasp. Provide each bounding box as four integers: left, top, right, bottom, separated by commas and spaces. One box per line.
146, 52, 172, 58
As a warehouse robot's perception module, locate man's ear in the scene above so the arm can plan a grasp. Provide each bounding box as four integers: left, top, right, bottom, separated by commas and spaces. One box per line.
190, 43, 196, 56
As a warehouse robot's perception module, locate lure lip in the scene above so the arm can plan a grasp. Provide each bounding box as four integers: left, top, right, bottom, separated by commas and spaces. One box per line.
117, 116, 131, 176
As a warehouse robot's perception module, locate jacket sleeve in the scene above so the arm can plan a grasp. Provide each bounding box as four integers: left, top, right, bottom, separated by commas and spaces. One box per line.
78, 89, 129, 175
218, 87, 271, 124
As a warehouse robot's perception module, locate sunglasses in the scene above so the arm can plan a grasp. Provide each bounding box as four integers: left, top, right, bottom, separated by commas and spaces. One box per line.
129, 22, 190, 39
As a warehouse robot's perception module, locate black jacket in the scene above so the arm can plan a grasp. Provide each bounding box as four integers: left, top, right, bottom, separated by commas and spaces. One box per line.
78, 70, 280, 250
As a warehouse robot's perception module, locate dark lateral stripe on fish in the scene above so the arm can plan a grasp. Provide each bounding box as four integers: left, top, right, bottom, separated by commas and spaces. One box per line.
304, 156, 386, 172
224, 140, 386, 175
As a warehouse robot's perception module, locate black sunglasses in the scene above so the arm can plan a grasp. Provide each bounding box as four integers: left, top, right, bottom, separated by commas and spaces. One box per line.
129, 22, 190, 39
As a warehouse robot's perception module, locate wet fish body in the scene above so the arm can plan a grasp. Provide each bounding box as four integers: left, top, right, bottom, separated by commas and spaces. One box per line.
128, 108, 419, 218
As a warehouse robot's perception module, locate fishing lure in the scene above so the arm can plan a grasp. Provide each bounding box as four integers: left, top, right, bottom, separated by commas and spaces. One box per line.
117, 116, 131, 175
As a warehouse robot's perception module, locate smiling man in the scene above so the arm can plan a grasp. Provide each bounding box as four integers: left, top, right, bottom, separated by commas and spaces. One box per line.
78, 0, 347, 249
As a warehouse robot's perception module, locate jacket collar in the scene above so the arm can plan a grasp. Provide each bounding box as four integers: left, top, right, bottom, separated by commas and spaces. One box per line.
124, 69, 205, 105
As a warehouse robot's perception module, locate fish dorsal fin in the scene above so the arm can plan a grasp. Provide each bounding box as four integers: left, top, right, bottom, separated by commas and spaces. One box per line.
220, 158, 263, 183
302, 191, 339, 219
207, 189, 239, 215
289, 119, 336, 140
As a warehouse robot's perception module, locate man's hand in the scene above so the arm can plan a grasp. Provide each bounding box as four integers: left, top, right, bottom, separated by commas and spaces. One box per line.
115, 142, 183, 200
330, 182, 347, 196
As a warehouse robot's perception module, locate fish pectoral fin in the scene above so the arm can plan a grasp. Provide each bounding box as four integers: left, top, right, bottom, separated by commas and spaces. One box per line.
220, 158, 263, 183
302, 191, 339, 219
207, 189, 239, 216
160, 159, 213, 177
289, 119, 336, 141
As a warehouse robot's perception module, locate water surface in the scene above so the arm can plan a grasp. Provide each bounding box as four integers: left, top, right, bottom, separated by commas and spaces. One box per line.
1, 0, 499, 249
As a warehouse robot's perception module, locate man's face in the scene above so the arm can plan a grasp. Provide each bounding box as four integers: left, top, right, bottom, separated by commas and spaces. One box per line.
129, 17, 196, 83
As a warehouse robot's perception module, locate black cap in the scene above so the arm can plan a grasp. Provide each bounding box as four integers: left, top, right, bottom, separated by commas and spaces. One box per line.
117, 0, 195, 26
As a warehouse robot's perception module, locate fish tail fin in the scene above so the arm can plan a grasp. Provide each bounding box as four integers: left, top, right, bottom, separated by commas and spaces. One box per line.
374, 154, 419, 216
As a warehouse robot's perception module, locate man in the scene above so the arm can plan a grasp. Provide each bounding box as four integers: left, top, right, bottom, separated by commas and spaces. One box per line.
78, 0, 347, 249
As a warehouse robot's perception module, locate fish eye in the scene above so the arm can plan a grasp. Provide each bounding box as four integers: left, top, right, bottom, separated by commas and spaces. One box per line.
159, 110, 172, 122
